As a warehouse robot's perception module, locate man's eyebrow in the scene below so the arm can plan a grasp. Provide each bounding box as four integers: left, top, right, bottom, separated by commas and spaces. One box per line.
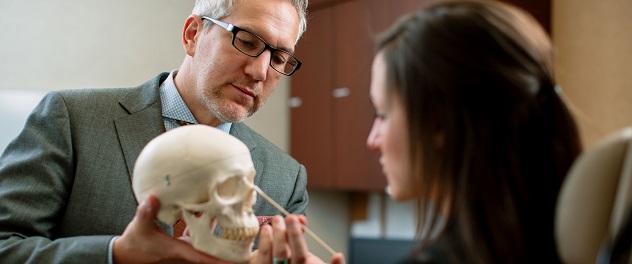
266, 38, 295, 54
242, 25, 295, 53
282, 47, 296, 54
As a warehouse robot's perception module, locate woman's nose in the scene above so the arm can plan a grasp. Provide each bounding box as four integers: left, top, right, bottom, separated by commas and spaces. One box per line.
367, 119, 381, 151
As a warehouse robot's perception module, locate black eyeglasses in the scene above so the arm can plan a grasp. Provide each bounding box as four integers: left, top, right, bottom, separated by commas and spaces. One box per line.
201, 16, 302, 76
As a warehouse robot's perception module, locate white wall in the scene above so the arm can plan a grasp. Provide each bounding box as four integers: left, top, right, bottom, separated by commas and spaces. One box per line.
0, 0, 192, 91
0, 90, 47, 151
0, 0, 195, 148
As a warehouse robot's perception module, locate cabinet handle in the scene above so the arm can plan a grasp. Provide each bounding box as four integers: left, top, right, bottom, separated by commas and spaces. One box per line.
288, 97, 302, 108
332, 87, 350, 98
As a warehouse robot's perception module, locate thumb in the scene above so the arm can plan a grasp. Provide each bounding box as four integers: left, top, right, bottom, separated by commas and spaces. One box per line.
136, 195, 159, 225
331, 252, 346, 264
298, 214, 308, 226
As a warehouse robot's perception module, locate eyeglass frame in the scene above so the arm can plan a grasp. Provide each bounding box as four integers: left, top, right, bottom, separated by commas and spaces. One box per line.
200, 16, 302, 76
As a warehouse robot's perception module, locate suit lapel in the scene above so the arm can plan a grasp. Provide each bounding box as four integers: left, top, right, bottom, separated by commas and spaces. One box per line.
114, 73, 169, 181
231, 123, 265, 186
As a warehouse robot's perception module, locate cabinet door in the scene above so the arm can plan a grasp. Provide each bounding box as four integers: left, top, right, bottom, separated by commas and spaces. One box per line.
291, 1, 385, 191
331, 0, 384, 191
290, 0, 428, 191
290, 7, 335, 188
329, 0, 432, 190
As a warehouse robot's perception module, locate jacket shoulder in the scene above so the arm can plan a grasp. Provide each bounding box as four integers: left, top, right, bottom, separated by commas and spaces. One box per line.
232, 123, 300, 165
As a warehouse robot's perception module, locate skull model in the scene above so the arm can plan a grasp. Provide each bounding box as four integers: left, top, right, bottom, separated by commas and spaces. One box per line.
132, 125, 259, 263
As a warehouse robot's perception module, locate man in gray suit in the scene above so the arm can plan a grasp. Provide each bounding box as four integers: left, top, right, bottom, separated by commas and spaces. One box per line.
0, 0, 309, 263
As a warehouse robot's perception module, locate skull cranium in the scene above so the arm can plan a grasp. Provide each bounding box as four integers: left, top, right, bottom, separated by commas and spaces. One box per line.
132, 124, 259, 262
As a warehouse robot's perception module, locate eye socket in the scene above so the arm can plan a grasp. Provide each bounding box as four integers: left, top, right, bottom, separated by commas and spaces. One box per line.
186, 210, 205, 218
216, 176, 244, 198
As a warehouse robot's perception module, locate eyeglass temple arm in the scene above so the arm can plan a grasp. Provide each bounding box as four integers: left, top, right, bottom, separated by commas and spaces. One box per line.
201, 16, 234, 32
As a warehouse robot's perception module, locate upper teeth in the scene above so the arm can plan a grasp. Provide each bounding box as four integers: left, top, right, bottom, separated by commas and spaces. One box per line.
221, 226, 259, 241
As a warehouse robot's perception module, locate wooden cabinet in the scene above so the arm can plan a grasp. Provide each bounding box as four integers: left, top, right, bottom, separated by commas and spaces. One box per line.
289, 0, 375, 191
499, 0, 551, 33
290, 0, 551, 191
289, 6, 336, 189
290, 0, 429, 191
329, 0, 380, 190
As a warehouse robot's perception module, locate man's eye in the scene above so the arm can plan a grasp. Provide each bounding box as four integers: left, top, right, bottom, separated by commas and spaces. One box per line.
237, 37, 260, 50
272, 54, 288, 65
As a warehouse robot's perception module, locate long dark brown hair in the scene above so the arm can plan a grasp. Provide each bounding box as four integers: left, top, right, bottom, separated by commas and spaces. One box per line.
376, 0, 582, 263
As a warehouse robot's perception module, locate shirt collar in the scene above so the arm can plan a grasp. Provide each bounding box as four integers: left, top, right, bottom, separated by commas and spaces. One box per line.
159, 70, 232, 133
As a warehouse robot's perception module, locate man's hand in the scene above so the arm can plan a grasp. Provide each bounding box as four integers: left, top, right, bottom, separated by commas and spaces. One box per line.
253, 215, 346, 264
113, 195, 230, 264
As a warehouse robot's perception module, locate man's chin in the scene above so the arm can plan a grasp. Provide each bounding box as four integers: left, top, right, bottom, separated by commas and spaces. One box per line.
215, 111, 250, 124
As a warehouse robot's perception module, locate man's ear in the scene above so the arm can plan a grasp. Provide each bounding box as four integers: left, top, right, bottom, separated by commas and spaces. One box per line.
183, 15, 202, 57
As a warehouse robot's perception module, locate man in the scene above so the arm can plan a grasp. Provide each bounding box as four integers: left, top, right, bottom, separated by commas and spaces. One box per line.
0, 0, 308, 263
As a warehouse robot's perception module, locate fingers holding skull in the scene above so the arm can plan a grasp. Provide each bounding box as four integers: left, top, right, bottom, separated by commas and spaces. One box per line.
253, 214, 334, 264
283, 214, 346, 264
252, 215, 295, 264
253, 224, 273, 264
284, 215, 309, 263
113, 195, 230, 264
272, 215, 292, 261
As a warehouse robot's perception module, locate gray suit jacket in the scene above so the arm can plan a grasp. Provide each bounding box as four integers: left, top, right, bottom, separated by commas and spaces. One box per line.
0, 72, 308, 263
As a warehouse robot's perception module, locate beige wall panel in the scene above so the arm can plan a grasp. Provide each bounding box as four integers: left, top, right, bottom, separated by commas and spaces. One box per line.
553, 0, 632, 147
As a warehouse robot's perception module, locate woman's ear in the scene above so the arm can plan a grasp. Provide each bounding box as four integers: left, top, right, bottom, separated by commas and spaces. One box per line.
182, 15, 202, 57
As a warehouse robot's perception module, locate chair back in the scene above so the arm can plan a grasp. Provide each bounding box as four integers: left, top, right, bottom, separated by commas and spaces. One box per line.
556, 127, 632, 263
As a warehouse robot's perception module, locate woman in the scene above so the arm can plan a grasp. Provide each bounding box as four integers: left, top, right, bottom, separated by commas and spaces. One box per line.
257, 0, 582, 263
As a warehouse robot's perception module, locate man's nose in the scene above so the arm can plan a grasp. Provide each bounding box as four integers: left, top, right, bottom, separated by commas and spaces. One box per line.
244, 50, 271, 81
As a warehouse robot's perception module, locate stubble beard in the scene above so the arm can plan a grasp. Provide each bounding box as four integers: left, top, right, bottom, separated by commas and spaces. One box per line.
204, 88, 260, 123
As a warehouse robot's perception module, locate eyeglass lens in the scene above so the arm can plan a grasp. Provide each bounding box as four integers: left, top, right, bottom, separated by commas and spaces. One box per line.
233, 30, 299, 75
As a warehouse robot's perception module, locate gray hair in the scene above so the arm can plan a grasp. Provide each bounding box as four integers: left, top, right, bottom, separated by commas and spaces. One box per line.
192, 0, 308, 44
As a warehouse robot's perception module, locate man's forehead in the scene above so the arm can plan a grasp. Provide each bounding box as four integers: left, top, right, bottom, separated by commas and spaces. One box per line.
224, 0, 299, 52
